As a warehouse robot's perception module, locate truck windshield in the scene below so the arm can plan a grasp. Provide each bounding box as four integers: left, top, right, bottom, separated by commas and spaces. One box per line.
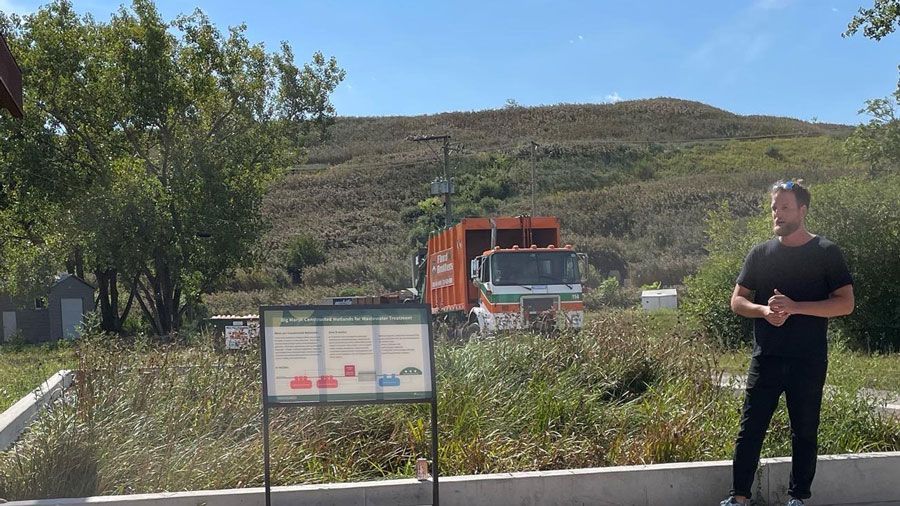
490, 251, 580, 286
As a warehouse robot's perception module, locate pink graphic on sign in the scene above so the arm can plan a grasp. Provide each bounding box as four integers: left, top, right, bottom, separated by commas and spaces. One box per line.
290, 376, 313, 389
317, 375, 339, 389
344, 364, 356, 377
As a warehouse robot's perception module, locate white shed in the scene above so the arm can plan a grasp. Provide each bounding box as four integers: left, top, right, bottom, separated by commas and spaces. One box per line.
641, 288, 678, 311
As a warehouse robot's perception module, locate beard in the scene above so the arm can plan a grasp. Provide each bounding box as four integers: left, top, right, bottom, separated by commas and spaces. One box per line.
774, 221, 800, 237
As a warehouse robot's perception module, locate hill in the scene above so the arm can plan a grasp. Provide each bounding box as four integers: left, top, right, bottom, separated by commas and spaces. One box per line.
206, 98, 861, 314
305, 98, 851, 165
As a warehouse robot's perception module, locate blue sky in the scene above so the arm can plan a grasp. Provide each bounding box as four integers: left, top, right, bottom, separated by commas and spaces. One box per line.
2, 0, 899, 125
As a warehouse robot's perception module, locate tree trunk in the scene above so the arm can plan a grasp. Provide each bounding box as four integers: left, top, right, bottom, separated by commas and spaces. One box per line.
94, 268, 137, 334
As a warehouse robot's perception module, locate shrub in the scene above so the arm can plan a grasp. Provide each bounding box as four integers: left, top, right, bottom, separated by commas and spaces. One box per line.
682, 202, 769, 349
685, 175, 900, 352
806, 175, 900, 351
584, 276, 632, 309
283, 234, 327, 284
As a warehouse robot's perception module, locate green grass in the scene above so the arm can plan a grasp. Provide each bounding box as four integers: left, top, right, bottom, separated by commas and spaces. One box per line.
0, 310, 897, 501
0, 342, 76, 412
717, 344, 900, 392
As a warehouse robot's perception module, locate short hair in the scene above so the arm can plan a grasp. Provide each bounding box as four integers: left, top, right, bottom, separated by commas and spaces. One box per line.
770, 179, 810, 208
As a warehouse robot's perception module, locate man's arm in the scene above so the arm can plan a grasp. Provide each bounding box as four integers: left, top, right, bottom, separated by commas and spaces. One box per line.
731, 284, 788, 327
768, 284, 854, 318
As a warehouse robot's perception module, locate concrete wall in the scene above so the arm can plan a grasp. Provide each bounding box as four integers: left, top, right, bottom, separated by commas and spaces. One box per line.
0, 370, 73, 450
6, 451, 900, 506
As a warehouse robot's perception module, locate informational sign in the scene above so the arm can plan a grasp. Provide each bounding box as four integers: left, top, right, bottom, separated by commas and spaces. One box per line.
225, 325, 251, 350
261, 305, 434, 404
430, 248, 454, 289
259, 304, 440, 506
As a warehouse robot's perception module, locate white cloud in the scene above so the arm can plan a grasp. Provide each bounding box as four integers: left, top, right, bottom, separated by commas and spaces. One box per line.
569, 39, 574, 44
604, 92, 622, 104
831, 7, 838, 12
578, 35, 584, 40
345, 83, 353, 90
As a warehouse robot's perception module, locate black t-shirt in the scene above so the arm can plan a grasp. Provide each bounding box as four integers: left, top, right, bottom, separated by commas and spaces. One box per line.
736, 236, 853, 359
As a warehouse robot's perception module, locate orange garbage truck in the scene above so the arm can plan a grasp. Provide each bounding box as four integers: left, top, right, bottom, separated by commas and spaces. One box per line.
418, 216, 585, 335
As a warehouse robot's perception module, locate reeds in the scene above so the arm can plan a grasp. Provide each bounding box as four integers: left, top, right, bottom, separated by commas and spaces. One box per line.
1, 311, 896, 500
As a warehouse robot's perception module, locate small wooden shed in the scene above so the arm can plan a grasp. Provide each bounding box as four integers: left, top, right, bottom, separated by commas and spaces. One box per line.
0, 274, 96, 343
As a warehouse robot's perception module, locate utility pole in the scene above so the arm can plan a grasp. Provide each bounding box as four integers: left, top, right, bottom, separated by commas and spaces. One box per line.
408, 134, 454, 227
442, 137, 451, 225
530, 141, 536, 217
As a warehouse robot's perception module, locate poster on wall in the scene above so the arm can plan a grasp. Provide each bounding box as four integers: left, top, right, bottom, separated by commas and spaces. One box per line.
260, 305, 433, 404
225, 325, 251, 350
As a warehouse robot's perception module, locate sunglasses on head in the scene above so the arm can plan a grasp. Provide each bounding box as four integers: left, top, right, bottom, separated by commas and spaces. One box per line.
773, 180, 795, 190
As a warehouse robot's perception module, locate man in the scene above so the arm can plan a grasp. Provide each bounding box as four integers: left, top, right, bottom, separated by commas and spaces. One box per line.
720, 180, 854, 506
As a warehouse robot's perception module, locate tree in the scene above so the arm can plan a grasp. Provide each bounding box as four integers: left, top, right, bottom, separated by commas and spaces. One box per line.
844, 91, 900, 174
843, 2, 900, 174
0, 1, 344, 337
845, 0, 900, 41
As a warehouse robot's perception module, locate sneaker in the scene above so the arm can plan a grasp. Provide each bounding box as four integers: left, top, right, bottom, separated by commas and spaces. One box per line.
720, 497, 748, 506
786, 500, 804, 506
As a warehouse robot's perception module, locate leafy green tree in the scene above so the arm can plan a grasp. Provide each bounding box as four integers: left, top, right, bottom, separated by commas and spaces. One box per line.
845, 91, 900, 174
845, 0, 900, 41
0, 1, 344, 336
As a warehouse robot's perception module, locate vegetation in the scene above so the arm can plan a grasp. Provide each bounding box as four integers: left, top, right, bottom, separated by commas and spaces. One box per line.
256, 131, 859, 304
0, 312, 897, 500
0, 0, 344, 335
282, 234, 326, 284
0, 342, 75, 412
684, 175, 900, 351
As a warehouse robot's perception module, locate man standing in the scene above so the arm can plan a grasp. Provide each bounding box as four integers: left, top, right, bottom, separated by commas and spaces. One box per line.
721, 180, 854, 506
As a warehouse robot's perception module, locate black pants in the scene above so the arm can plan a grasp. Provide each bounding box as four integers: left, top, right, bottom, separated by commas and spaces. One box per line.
730, 355, 827, 500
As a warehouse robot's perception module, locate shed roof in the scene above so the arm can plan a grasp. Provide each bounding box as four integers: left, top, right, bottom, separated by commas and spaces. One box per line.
51, 273, 96, 291
641, 289, 678, 298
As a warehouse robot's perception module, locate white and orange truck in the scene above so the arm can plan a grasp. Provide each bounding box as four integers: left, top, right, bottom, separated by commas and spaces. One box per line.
418, 216, 585, 335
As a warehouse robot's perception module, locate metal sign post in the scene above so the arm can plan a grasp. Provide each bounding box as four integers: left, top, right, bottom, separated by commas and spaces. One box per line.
260, 304, 439, 506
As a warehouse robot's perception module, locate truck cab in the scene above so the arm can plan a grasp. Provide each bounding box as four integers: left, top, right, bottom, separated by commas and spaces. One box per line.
470, 245, 585, 333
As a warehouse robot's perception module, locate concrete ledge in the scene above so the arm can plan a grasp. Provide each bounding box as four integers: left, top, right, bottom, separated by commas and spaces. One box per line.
6, 451, 900, 505
0, 370, 73, 451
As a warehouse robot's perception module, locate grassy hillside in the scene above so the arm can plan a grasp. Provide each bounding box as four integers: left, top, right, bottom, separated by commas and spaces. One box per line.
209, 99, 861, 314
305, 98, 851, 165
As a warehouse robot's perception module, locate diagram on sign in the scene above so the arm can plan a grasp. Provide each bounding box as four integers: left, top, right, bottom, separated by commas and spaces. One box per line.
316, 375, 339, 388
378, 374, 401, 387
290, 376, 313, 389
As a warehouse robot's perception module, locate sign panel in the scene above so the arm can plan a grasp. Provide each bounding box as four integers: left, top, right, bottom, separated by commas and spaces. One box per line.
225, 325, 251, 350
261, 305, 433, 404
430, 248, 454, 289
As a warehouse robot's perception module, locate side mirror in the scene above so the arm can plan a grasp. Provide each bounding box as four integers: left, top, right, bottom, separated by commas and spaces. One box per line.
470, 258, 481, 280
577, 253, 589, 284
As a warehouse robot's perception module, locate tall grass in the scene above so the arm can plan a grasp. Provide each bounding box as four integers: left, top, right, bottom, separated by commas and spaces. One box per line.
0, 311, 897, 501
